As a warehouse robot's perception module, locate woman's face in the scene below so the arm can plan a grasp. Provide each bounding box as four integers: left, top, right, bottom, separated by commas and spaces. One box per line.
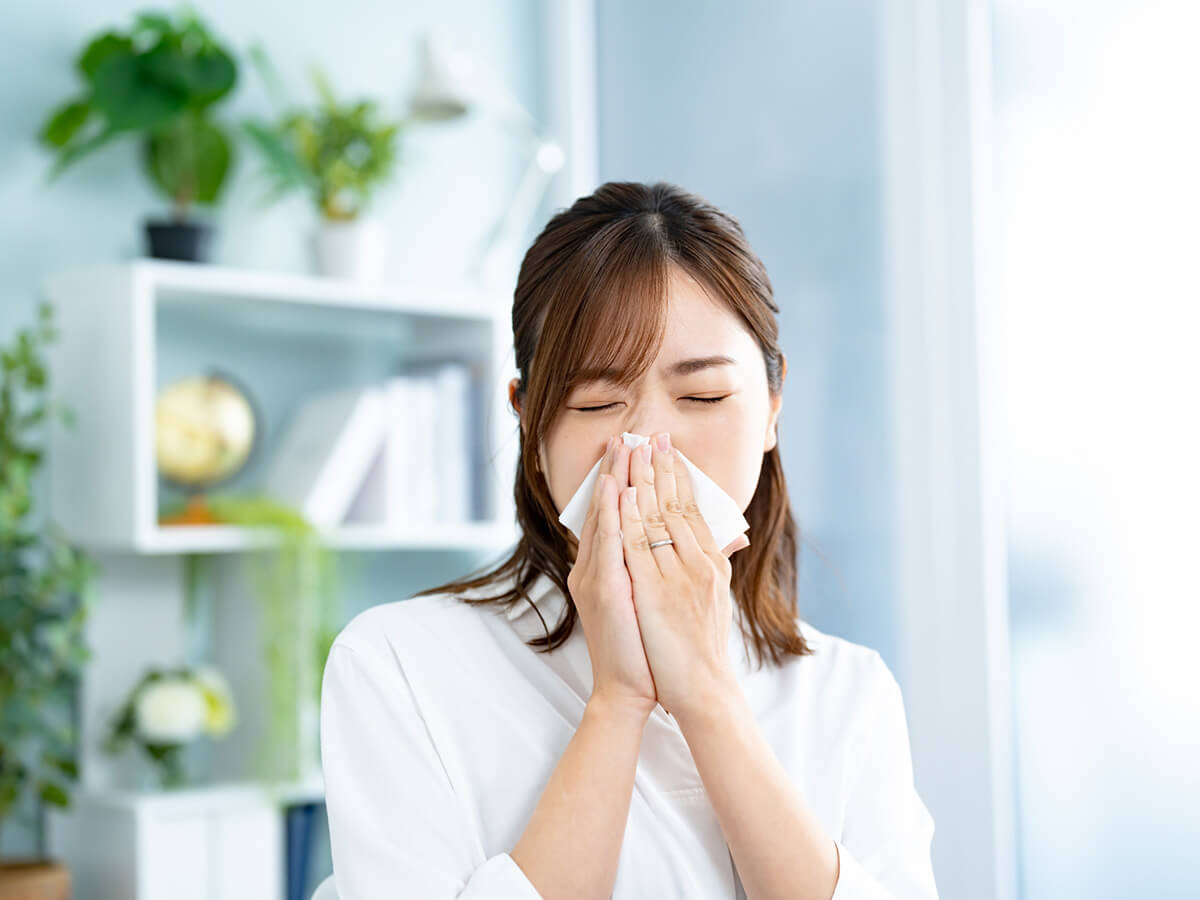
509, 265, 786, 561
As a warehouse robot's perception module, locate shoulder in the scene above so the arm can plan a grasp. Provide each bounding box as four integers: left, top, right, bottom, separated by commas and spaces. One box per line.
320, 584, 510, 753
329, 586, 487, 663
785, 617, 907, 738
793, 617, 894, 691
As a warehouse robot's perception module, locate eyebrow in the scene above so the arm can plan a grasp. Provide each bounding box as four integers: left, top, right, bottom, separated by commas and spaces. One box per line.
570, 355, 737, 384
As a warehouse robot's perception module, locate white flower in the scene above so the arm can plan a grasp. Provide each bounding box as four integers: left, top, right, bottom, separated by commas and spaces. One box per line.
135, 678, 207, 744
192, 665, 237, 737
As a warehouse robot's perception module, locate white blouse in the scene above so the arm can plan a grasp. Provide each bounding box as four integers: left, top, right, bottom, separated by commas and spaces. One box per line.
319, 567, 939, 899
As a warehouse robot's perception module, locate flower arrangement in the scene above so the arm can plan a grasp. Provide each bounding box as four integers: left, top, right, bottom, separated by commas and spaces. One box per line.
102, 664, 236, 789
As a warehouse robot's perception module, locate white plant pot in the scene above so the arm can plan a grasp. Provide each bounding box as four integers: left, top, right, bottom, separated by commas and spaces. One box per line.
312, 218, 386, 283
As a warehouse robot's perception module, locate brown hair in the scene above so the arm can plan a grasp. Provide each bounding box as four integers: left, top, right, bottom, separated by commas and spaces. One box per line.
411, 180, 813, 670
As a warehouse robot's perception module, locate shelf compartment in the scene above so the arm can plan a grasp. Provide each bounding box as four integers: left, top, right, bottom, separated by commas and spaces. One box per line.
44, 260, 520, 555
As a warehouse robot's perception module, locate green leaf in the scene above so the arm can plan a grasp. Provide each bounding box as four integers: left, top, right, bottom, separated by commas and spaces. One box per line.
132, 12, 174, 36
246, 42, 291, 112
42, 753, 78, 780
91, 54, 186, 132
38, 780, 70, 808
242, 120, 311, 192
144, 114, 232, 207
180, 49, 237, 109
0, 783, 19, 822
38, 100, 92, 150
44, 125, 122, 181
139, 41, 237, 111
191, 118, 231, 205
76, 32, 134, 82
310, 65, 337, 112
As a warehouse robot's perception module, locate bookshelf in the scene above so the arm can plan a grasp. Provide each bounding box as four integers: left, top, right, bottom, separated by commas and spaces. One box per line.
43, 259, 521, 554
40, 259, 522, 899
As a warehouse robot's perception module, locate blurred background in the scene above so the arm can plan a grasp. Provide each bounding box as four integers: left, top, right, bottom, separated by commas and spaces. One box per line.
0, 1, 1196, 898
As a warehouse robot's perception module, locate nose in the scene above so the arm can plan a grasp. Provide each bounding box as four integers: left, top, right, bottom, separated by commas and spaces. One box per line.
616, 427, 656, 444
618, 397, 676, 446
617, 428, 671, 454
623, 418, 666, 439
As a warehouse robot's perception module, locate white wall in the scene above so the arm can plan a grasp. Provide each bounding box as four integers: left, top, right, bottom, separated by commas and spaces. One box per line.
992, 1, 1200, 896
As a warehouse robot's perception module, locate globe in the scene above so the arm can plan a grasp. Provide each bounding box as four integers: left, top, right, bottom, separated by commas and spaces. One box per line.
155, 373, 257, 489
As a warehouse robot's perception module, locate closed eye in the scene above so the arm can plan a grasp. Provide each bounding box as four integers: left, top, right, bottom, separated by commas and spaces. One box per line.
573, 396, 729, 412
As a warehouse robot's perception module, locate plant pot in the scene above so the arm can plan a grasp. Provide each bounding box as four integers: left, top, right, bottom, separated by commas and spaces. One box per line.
145, 218, 213, 262
0, 860, 71, 900
311, 218, 385, 283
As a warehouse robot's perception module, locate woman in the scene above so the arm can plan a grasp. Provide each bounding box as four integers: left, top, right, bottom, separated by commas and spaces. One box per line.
319, 181, 939, 899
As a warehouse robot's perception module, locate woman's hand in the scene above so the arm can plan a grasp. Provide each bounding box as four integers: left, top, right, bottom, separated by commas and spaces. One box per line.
619, 433, 750, 721
567, 436, 659, 719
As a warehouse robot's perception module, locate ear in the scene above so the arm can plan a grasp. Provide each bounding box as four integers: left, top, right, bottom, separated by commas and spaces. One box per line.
764, 353, 786, 453
508, 378, 524, 433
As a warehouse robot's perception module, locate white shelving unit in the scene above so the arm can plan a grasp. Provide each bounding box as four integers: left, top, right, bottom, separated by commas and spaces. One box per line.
40, 259, 522, 900
43, 259, 520, 555
46, 780, 326, 900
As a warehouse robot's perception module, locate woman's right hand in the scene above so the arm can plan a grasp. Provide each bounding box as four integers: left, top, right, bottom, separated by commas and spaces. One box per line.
566, 435, 658, 718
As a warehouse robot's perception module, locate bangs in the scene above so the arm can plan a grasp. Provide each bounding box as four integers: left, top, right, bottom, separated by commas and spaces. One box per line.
543, 219, 673, 400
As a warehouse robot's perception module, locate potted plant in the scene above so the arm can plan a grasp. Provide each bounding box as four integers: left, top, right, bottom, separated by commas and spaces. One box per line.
102, 664, 235, 789
0, 302, 100, 897
36, 7, 240, 262
242, 44, 404, 282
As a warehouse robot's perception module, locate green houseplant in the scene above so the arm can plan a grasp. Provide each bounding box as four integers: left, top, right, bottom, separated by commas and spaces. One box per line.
36, 7, 240, 262
214, 496, 343, 790
242, 44, 404, 281
0, 302, 100, 891
159, 493, 344, 789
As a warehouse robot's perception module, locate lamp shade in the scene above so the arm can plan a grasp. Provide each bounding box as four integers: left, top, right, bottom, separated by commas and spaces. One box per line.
407, 32, 473, 122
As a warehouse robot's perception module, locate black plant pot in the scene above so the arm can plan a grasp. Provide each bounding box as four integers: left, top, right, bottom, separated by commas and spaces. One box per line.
144, 218, 213, 262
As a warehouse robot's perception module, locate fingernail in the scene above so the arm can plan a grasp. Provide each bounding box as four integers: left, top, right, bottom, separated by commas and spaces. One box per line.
640, 443, 652, 463
606, 436, 615, 454
655, 432, 670, 453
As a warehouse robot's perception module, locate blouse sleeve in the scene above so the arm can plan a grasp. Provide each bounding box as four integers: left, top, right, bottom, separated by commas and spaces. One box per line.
319, 641, 544, 899
830, 651, 940, 900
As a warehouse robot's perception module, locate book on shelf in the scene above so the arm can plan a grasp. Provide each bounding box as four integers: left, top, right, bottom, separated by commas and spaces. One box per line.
275, 362, 482, 530
264, 384, 389, 527
380, 360, 479, 525
342, 439, 389, 525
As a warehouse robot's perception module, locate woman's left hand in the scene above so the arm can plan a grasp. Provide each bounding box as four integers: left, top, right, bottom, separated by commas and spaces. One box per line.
619, 433, 751, 721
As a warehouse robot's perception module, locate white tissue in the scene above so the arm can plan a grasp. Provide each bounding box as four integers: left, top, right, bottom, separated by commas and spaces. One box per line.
557, 431, 750, 551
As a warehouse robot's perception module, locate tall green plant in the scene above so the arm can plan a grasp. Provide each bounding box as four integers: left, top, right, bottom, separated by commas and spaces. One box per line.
0, 302, 100, 852
37, 6, 239, 219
